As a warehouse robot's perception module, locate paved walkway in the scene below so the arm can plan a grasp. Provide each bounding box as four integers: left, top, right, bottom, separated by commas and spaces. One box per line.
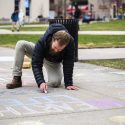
1, 24, 125, 35
0, 29, 125, 35
0, 47, 125, 61
0, 47, 125, 125
78, 48, 125, 60
1, 24, 125, 125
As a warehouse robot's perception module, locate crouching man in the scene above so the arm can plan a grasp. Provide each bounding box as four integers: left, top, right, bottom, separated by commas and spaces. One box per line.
6, 24, 78, 93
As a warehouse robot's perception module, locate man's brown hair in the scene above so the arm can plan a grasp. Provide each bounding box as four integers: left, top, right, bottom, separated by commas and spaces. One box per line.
52, 31, 70, 46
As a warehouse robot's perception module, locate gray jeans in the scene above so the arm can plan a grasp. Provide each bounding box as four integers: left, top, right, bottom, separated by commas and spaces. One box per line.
13, 40, 62, 87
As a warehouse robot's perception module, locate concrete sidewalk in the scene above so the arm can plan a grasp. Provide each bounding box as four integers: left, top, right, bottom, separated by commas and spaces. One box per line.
1, 29, 125, 35
0, 47, 125, 125
78, 48, 125, 60
0, 47, 125, 61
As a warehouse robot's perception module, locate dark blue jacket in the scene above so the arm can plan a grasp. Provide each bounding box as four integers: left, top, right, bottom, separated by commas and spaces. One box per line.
11, 12, 19, 22
32, 24, 75, 87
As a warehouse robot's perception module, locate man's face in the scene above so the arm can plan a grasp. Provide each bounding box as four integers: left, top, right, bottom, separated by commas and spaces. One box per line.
50, 40, 66, 55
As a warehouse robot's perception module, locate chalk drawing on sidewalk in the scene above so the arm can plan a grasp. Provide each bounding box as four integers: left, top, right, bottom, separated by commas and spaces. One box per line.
86, 99, 125, 108
110, 115, 125, 125
0, 95, 97, 118
0, 95, 125, 119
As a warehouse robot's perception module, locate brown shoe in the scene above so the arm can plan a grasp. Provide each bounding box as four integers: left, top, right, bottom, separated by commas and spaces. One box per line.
6, 76, 22, 89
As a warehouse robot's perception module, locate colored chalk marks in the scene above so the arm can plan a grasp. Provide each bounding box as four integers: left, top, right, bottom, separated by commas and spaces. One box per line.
1, 94, 125, 119
0, 95, 97, 118
110, 115, 125, 123
86, 99, 125, 108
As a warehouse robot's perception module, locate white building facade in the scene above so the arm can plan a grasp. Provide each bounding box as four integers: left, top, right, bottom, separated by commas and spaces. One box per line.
88, 0, 117, 19
0, 0, 49, 22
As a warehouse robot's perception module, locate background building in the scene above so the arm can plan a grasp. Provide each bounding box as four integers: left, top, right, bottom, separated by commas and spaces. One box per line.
0, 0, 49, 22
0, 0, 125, 23
88, 0, 117, 20
66, 0, 125, 20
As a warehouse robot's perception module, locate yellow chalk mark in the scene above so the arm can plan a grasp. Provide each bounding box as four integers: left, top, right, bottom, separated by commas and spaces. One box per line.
110, 116, 125, 123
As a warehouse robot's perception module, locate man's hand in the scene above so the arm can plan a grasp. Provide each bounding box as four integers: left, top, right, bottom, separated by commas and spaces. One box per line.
66, 85, 79, 90
40, 83, 48, 93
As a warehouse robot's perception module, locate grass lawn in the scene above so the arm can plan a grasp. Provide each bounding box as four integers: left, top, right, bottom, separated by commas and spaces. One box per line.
78, 35, 125, 48
17, 26, 48, 31
1, 27, 48, 31
80, 19, 125, 31
0, 34, 40, 47
79, 59, 125, 70
1, 19, 125, 31
0, 34, 125, 48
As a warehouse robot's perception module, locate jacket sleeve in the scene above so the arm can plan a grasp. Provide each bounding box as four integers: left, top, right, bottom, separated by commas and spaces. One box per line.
32, 41, 45, 87
63, 39, 75, 87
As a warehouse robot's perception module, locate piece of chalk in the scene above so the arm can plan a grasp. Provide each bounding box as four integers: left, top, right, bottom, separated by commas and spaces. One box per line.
44, 90, 48, 94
